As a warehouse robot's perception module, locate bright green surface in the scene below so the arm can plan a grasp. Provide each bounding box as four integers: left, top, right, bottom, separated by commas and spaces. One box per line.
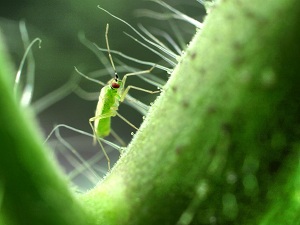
0, 33, 87, 225
81, 0, 300, 224
1, 0, 300, 224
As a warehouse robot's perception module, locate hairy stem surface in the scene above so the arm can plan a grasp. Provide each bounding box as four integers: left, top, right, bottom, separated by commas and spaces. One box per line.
81, 0, 300, 224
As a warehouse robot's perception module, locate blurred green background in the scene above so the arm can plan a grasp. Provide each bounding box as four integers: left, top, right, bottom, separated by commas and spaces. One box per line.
0, 0, 205, 190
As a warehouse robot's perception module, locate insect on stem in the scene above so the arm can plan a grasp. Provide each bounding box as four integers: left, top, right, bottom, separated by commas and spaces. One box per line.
85, 23, 161, 171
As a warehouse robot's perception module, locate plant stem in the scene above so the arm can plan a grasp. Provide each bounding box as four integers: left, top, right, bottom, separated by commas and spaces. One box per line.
0, 32, 87, 225
81, 0, 300, 224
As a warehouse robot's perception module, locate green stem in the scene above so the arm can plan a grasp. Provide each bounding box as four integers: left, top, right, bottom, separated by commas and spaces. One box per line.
81, 0, 300, 224
1, 0, 300, 224
0, 33, 87, 225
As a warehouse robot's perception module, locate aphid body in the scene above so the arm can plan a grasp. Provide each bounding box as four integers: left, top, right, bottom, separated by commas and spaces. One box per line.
94, 75, 122, 138
75, 23, 159, 170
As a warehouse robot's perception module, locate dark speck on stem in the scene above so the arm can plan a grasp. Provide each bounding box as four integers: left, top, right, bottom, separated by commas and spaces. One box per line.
207, 106, 218, 114
221, 123, 233, 134
182, 100, 190, 108
171, 86, 178, 93
190, 52, 197, 60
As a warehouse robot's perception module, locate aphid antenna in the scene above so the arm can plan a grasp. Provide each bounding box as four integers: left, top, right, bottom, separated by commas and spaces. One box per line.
115, 58, 165, 88
90, 66, 129, 79
86, 67, 123, 80
78, 31, 116, 78
105, 23, 118, 78
79, 32, 139, 79
93, 43, 172, 73
98, 6, 178, 65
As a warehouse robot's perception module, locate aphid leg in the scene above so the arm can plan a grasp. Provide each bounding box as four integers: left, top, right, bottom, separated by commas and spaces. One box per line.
120, 85, 161, 103
116, 112, 138, 130
121, 65, 155, 88
88, 119, 111, 171
120, 66, 161, 102
89, 111, 116, 143
89, 112, 116, 171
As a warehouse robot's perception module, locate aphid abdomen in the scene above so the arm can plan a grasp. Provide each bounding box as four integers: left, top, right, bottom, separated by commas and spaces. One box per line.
94, 86, 118, 138
96, 117, 111, 137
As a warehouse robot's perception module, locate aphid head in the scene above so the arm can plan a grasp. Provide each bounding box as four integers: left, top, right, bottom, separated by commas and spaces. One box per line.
111, 73, 122, 89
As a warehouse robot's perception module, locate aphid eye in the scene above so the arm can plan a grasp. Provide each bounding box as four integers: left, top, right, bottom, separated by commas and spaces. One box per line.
111, 82, 120, 89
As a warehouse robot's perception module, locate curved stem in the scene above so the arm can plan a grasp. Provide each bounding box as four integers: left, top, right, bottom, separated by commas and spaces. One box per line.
81, 0, 300, 224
